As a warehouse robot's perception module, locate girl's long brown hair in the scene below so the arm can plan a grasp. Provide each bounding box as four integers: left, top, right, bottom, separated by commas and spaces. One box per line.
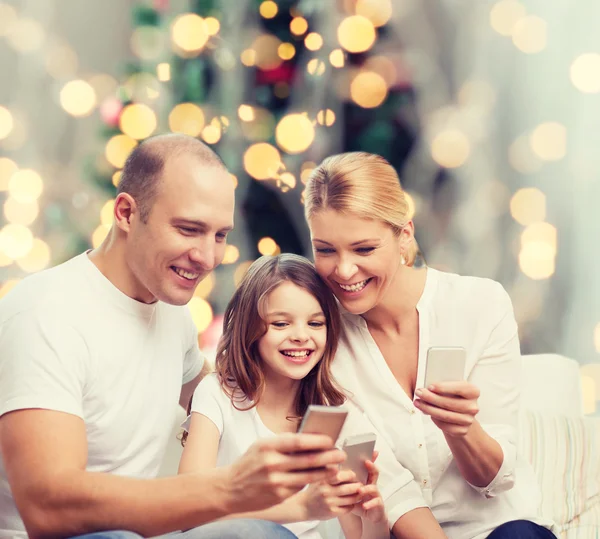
218, 254, 345, 420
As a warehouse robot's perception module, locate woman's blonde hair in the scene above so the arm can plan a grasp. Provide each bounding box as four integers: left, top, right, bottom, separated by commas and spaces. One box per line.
304, 151, 419, 266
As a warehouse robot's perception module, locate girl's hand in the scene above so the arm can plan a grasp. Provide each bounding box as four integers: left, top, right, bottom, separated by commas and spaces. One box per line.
352, 452, 387, 524
414, 382, 480, 438
301, 468, 363, 520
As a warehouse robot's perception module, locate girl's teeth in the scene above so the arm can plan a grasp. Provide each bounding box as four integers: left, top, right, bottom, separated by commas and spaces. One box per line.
282, 351, 310, 357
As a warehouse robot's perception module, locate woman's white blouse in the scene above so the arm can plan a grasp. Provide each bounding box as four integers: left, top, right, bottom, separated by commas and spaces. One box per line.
331, 267, 552, 539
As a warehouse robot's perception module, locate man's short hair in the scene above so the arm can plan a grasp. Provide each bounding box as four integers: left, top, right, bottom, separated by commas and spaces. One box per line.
117, 134, 226, 222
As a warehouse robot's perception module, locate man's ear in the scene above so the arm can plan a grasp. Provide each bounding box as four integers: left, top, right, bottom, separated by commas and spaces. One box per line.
114, 193, 138, 233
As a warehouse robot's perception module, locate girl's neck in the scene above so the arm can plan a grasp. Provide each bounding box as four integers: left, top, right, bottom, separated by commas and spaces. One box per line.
362, 265, 428, 334
257, 372, 301, 419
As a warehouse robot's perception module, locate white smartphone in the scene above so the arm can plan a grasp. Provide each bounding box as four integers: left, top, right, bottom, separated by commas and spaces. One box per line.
423, 346, 466, 388
298, 405, 348, 444
341, 432, 377, 484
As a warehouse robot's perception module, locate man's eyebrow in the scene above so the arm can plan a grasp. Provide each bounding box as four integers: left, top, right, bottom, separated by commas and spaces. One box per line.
173, 218, 233, 232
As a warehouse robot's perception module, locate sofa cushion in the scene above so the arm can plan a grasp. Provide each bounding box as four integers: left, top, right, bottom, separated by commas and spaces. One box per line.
518, 410, 600, 535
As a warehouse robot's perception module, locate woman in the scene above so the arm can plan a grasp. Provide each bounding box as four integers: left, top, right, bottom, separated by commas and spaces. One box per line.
303, 152, 555, 539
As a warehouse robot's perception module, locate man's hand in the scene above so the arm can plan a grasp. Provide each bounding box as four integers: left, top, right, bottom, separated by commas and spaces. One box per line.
224, 433, 346, 513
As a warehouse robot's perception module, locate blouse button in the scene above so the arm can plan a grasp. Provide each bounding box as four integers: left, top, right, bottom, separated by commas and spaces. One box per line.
423, 479, 428, 486
410, 409, 416, 415
418, 443, 423, 448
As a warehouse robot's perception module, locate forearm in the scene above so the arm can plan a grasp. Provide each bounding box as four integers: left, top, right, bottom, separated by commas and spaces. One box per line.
20, 468, 233, 539
218, 491, 306, 524
391, 507, 446, 539
444, 419, 504, 487
338, 513, 363, 539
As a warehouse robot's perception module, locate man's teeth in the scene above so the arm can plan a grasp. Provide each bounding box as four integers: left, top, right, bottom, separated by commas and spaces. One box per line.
281, 350, 311, 357
174, 267, 199, 280
338, 279, 369, 292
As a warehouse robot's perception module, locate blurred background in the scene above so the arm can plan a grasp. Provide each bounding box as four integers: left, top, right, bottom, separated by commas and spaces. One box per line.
0, 0, 598, 414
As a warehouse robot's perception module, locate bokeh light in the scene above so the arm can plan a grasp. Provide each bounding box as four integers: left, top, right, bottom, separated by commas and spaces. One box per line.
307, 59, 326, 76
510, 188, 546, 225
570, 54, 600, 94
238, 105, 255, 122
234, 261, 254, 287
0, 106, 14, 140
4, 197, 39, 226
188, 297, 213, 333
45, 42, 79, 79
489, 0, 526, 37
202, 123, 221, 144
92, 225, 110, 249
205, 17, 220, 36
258, 237, 279, 255
317, 109, 336, 126
512, 16, 547, 54
169, 103, 205, 136
112, 171, 122, 187
338, 15, 376, 53
241, 49, 256, 66
260, 1, 278, 19
290, 17, 308, 36
60, 80, 97, 117
194, 272, 215, 299
119, 104, 157, 140
0, 158, 17, 191
329, 49, 345, 68
87, 74, 118, 102
16, 238, 51, 273
244, 143, 281, 180
521, 222, 557, 250
222, 244, 240, 264
0, 279, 20, 299
100, 200, 115, 227
278, 43, 296, 60
278, 172, 296, 191
529, 122, 567, 161
594, 322, 600, 353
105, 135, 138, 168
305, 32, 323, 51
0, 3, 17, 37
157, 62, 171, 81
508, 134, 543, 174
6, 18, 45, 53
8, 169, 43, 203
0, 224, 34, 260
253, 34, 283, 70
355, 0, 393, 27
275, 114, 315, 154
131, 26, 164, 60
431, 129, 471, 168
350, 71, 388, 107
519, 222, 557, 280
171, 13, 209, 55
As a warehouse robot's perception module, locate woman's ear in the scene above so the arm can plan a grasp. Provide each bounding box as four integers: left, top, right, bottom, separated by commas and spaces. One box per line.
399, 220, 415, 249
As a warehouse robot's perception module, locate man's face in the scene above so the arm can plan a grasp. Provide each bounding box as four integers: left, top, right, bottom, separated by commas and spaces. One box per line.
126, 153, 235, 306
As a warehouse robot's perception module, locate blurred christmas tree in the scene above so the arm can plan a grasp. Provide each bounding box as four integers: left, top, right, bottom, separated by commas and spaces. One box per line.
88, 0, 421, 344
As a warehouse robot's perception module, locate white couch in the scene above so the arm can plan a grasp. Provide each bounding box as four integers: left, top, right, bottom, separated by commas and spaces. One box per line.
161, 354, 600, 538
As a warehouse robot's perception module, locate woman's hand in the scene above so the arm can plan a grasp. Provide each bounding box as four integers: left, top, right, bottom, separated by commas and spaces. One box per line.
413, 382, 480, 438
352, 452, 387, 524
300, 468, 363, 521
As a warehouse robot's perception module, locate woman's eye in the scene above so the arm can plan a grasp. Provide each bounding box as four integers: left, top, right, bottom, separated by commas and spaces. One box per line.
314, 248, 334, 254
356, 247, 375, 254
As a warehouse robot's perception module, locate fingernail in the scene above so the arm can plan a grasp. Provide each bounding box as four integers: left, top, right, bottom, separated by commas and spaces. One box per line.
415, 388, 423, 396
428, 385, 436, 391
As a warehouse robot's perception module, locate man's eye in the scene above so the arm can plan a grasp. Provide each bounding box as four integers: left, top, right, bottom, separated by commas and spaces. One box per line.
179, 227, 197, 234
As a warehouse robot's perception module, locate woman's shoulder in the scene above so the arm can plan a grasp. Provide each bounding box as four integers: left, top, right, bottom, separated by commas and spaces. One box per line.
431, 267, 509, 304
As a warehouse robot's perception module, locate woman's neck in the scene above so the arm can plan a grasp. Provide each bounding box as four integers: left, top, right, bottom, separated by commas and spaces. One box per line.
362, 265, 428, 333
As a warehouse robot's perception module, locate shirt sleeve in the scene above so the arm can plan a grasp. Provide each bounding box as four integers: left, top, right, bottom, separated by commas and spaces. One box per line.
186, 375, 225, 435
182, 308, 205, 385
466, 281, 521, 497
341, 400, 429, 529
0, 310, 89, 419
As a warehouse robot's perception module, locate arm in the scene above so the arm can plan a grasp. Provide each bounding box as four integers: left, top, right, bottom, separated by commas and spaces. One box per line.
392, 507, 447, 539
1, 409, 346, 539
179, 359, 212, 410
414, 283, 520, 495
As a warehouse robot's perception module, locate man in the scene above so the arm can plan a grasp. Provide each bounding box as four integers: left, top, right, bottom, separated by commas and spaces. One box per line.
0, 135, 344, 539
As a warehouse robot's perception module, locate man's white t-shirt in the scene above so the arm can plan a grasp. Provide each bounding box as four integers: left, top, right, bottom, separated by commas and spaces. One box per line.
189, 373, 431, 538
0, 253, 204, 539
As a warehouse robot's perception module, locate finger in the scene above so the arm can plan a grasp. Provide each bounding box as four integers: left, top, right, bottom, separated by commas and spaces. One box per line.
364, 460, 379, 484
425, 381, 480, 399
414, 389, 478, 415
329, 469, 357, 485
359, 484, 379, 498
279, 448, 346, 472
276, 466, 339, 488
329, 493, 364, 507
263, 432, 337, 453
413, 400, 474, 426
330, 481, 362, 497
371, 450, 379, 462
362, 497, 384, 511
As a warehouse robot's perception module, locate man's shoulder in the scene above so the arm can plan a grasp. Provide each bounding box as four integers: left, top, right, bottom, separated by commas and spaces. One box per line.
0, 254, 91, 326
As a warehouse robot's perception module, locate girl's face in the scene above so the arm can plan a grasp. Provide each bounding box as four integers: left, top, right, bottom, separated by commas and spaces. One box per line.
309, 209, 408, 315
257, 281, 328, 384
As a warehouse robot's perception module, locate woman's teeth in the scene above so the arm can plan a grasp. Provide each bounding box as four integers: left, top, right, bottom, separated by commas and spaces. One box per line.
338, 278, 369, 292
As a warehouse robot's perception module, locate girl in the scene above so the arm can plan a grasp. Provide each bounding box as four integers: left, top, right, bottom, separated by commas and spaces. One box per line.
179, 254, 391, 539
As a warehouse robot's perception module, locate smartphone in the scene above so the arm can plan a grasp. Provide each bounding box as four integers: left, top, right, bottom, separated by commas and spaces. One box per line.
341, 432, 377, 484
423, 346, 466, 388
298, 404, 348, 444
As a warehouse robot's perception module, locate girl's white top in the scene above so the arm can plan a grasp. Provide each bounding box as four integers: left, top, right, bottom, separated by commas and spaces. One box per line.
331, 267, 553, 539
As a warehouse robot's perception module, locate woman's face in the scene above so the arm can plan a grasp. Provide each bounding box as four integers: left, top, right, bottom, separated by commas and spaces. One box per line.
309, 209, 409, 315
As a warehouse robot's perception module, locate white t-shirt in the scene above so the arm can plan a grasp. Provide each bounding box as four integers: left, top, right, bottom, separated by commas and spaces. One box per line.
189, 374, 429, 538
0, 253, 204, 539
332, 267, 554, 539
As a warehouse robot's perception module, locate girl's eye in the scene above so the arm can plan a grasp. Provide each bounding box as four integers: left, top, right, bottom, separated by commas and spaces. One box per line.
309, 321, 325, 328
271, 322, 288, 328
